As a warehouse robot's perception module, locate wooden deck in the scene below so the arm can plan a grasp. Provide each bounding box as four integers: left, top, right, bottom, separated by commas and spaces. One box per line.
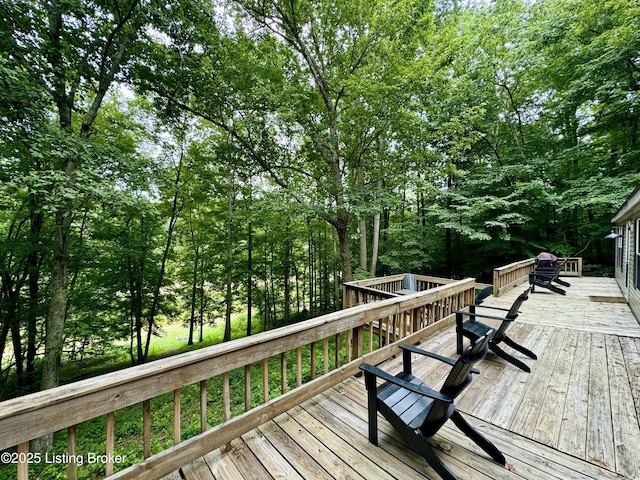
172, 277, 640, 480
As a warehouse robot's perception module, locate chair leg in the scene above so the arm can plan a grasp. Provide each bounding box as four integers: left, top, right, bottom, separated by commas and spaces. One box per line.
548, 284, 566, 295
490, 344, 531, 372
450, 411, 506, 467
503, 336, 537, 359
367, 405, 378, 445
413, 438, 460, 480
364, 375, 379, 445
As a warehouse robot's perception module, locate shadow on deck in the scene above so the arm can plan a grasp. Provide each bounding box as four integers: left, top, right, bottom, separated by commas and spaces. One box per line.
174, 277, 640, 480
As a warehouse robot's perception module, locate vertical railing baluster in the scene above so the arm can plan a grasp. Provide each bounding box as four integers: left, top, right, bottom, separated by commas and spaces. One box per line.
143, 399, 151, 458
384, 316, 390, 345
67, 425, 77, 480
223, 372, 232, 452
280, 353, 287, 394
351, 326, 361, 360
323, 337, 329, 374
200, 380, 207, 432
106, 411, 115, 476
310, 341, 316, 379
262, 358, 269, 402
296, 347, 302, 387
173, 389, 181, 445
17, 441, 28, 480
244, 365, 251, 411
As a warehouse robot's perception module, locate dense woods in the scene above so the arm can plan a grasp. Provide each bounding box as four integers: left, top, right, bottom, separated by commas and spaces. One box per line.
1, 0, 639, 399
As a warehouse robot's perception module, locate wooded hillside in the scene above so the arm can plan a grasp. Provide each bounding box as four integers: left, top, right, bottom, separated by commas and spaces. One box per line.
1, 0, 638, 398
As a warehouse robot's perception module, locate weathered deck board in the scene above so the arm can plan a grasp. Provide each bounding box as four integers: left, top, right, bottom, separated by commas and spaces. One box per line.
531, 327, 574, 447
177, 277, 637, 480
272, 414, 363, 480
606, 335, 640, 479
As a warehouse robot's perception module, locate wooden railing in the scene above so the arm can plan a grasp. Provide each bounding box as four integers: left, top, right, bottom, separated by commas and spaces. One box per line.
492, 257, 583, 296
558, 257, 583, 277
343, 273, 456, 308
0, 278, 476, 480
492, 259, 535, 297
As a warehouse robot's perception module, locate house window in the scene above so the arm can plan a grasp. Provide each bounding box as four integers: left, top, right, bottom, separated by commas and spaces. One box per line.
617, 230, 623, 268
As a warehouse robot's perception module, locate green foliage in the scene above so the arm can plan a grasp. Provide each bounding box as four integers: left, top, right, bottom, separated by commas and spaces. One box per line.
1, 0, 639, 401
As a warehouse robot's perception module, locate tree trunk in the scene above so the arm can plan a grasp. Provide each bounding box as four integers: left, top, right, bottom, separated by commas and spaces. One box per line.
283, 220, 291, 325
41, 210, 72, 391
144, 155, 183, 359
335, 208, 353, 283
188, 244, 199, 346
224, 172, 235, 342
9, 301, 23, 387
24, 207, 43, 389
359, 218, 367, 271
369, 178, 383, 276
247, 218, 253, 336
36, 210, 72, 452
199, 254, 205, 343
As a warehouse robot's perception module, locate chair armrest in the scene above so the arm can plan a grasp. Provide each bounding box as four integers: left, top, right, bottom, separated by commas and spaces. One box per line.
464, 303, 510, 312
359, 363, 453, 403
399, 344, 480, 375
530, 271, 559, 281
399, 344, 455, 366
472, 304, 523, 316
472, 304, 512, 313
453, 309, 515, 323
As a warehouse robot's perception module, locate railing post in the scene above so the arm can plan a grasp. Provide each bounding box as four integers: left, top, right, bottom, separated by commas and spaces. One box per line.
577, 257, 583, 277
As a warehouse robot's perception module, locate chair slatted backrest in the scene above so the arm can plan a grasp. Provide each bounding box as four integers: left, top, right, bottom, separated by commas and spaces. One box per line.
474, 286, 494, 305
421, 332, 492, 432
505, 287, 531, 319
491, 288, 530, 342
535, 256, 568, 279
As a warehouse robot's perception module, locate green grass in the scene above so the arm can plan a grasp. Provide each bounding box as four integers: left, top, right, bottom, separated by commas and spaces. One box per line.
57, 313, 256, 384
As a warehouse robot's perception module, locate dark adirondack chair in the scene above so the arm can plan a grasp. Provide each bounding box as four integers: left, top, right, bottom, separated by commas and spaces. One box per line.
474, 285, 494, 305
360, 333, 505, 480
529, 257, 571, 295
454, 287, 536, 372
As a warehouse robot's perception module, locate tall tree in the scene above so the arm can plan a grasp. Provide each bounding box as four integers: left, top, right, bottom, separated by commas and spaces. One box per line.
137, 0, 434, 283
1, 0, 157, 395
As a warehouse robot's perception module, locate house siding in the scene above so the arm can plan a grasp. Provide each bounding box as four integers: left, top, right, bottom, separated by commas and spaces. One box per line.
612, 184, 640, 323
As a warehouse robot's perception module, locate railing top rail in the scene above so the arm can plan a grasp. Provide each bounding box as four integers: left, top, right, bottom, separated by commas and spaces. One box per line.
343, 274, 406, 288
344, 273, 456, 289
343, 284, 400, 297
494, 258, 535, 273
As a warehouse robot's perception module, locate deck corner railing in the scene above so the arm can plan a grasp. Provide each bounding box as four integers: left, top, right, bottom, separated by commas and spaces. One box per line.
343, 273, 457, 308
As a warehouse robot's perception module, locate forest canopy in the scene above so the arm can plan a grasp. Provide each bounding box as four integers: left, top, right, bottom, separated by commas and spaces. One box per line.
1, 0, 639, 398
